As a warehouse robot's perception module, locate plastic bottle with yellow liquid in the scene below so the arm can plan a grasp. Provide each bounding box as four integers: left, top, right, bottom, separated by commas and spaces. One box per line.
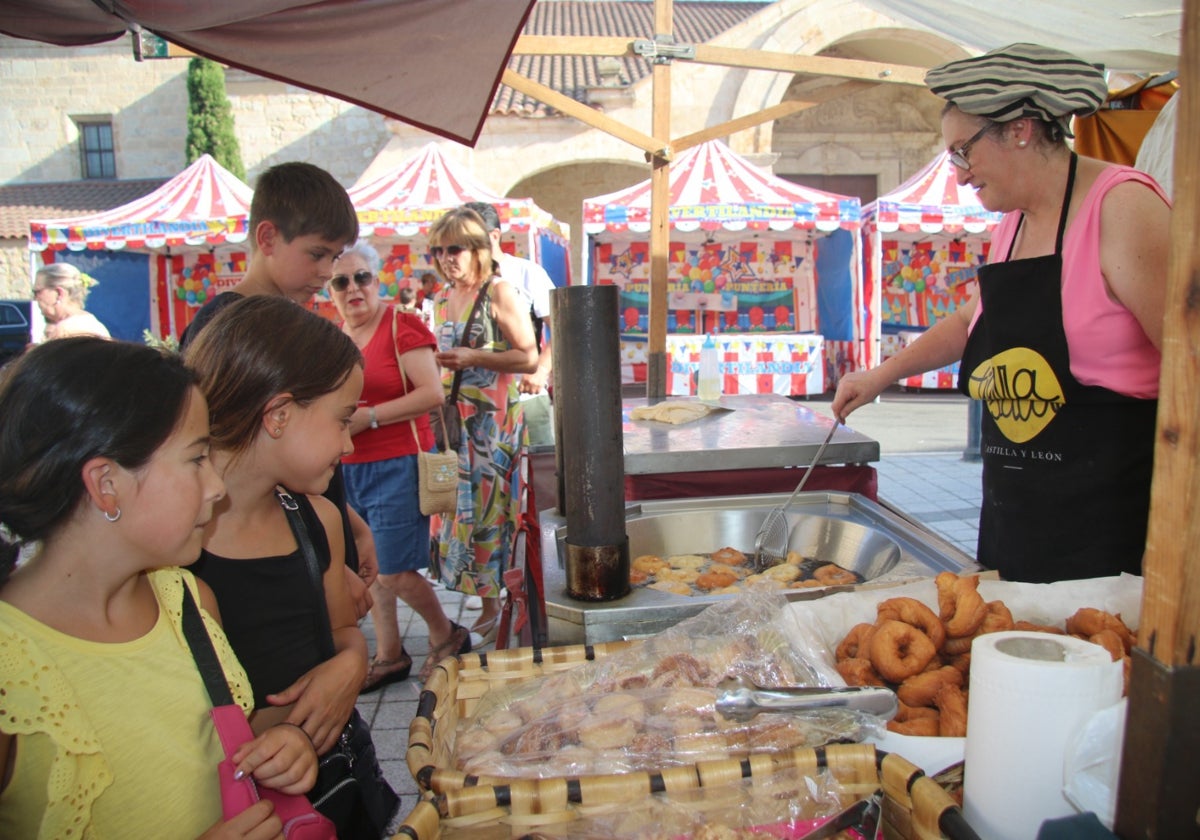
697, 334, 720, 402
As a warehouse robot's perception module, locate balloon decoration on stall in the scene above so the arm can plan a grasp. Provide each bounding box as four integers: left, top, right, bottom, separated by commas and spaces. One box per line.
171, 251, 247, 306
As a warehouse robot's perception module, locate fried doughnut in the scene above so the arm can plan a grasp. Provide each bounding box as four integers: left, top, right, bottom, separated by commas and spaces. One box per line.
835, 623, 877, 661
784, 550, 807, 566
888, 717, 941, 737
650, 653, 712, 688
657, 567, 700, 584
1066, 608, 1136, 652
711, 546, 748, 566
648, 580, 693, 596
1014, 620, 1065, 634
836, 657, 885, 687
696, 570, 739, 590
945, 653, 972, 676
813, 563, 859, 586
895, 701, 941, 722
706, 562, 744, 578
877, 597, 947, 651
936, 572, 988, 638
933, 685, 968, 737
869, 620, 938, 682
977, 600, 1015, 635
632, 554, 668, 575
578, 717, 637, 751
897, 666, 964, 708
667, 553, 707, 570
630, 568, 650, 585
942, 635, 975, 656
1088, 629, 1126, 662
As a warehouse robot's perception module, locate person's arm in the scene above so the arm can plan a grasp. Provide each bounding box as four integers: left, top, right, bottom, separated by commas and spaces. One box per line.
519, 311, 553, 394
345, 505, 377, 592
831, 294, 977, 420
349, 346, 444, 435
265, 496, 368, 755
436, 281, 537, 375
1100, 180, 1171, 351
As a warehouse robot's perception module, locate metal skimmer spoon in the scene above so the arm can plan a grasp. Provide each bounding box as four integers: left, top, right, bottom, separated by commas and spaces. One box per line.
752, 418, 840, 569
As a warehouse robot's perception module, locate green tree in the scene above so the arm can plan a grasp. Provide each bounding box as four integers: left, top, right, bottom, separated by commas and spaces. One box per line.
185, 57, 245, 180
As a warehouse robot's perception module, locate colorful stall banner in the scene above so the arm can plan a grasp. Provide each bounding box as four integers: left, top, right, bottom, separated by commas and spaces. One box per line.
620, 334, 824, 397
596, 239, 812, 335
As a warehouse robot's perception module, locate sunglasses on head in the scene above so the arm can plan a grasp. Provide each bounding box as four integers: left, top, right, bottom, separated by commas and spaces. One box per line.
430, 244, 468, 259
329, 270, 375, 292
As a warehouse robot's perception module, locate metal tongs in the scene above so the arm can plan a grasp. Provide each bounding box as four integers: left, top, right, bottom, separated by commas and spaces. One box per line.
752, 416, 841, 570
714, 676, 898, 722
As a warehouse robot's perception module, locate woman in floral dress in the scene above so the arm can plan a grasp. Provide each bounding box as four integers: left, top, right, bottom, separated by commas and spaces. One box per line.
428, 207, 537, 642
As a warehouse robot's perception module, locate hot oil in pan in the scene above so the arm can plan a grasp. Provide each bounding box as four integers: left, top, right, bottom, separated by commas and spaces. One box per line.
630, 547, 864, 597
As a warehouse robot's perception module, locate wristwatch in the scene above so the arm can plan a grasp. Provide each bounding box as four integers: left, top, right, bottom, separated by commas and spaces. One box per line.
368, 406, 379, 429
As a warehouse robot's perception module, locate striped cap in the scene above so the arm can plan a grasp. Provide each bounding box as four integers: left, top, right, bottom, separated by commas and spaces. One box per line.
925, 43, 1107, 138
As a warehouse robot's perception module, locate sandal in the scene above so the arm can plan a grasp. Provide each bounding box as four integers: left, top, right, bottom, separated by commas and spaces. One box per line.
359, 650, 412, 695
418, 623, 472, 683
469, 616, 500, 648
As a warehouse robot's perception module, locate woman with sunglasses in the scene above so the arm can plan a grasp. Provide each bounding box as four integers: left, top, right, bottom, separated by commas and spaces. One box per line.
327, 241, 471, 688
833, 43, 1171, 585
427, 208, 537, 653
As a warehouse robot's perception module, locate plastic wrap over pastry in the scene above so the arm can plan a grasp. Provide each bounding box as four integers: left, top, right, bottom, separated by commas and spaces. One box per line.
438, 761, 857, 839
454, 589, 885, 777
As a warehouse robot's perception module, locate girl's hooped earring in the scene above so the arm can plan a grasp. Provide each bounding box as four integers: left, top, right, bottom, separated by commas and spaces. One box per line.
271, 427, 283, 438
104, 508, 122, 523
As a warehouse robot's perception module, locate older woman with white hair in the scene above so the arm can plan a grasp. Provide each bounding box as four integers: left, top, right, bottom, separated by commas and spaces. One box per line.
328, 240, 470, 690
32, 263, 110, 340
833, 43, 1171, 584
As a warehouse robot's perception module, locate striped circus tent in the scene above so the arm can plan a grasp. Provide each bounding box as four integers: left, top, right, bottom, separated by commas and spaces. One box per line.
348, 142, 570, 285
862, 151, 1005, 388
583, 139, 866, 387
28, 155, 251, 252
583, 139, 860, 235
867, 150, 1004, 236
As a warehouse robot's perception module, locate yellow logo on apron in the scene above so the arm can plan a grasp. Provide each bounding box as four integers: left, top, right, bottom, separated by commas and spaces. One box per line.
965, 347, 1064, 443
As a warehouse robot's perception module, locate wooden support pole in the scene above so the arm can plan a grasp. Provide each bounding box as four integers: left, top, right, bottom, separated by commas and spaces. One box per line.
1115, 0, 1200, 834
645, 0, 673, 400
692, 44, 927, 86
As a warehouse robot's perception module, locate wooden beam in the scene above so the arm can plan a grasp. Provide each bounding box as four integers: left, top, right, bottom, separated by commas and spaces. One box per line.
693, 44, 927, 86
500, 69, 665, 155
1115, 0, 1200, 834
672, 81, 872, 153
646, 0, 673, 400
512, 35, 633, 57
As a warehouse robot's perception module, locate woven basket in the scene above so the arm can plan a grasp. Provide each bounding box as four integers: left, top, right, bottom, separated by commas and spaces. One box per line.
395, 743, 977, 839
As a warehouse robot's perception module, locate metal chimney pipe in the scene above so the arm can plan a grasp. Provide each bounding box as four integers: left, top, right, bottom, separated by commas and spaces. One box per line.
549, 284, 629, 601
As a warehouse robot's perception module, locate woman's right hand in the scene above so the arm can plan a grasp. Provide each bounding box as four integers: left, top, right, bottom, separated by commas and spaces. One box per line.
231, 723, 319, 795
199, 799, 282, 840
830, 368, 889, 421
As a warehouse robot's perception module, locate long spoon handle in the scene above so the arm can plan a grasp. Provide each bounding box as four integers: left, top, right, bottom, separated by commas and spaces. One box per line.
782, 420, 839, 511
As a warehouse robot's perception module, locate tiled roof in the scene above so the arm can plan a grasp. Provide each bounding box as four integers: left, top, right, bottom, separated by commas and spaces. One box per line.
493, 0, 769, 116
0, 179, 166, 239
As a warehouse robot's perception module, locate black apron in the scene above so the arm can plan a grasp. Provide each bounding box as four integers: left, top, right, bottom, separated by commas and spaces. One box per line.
959, 154, 1157, 582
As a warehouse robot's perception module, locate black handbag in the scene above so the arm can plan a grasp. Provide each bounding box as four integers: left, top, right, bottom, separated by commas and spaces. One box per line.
430, 280, 492, 452
276, 488, 400, 839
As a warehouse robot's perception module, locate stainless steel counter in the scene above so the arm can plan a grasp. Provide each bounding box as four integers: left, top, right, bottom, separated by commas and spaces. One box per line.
622, 394, 879, 475
539, 490, 980, 644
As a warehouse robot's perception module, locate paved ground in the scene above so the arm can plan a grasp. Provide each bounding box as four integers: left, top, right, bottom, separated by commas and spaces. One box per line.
355, 386, 985, 809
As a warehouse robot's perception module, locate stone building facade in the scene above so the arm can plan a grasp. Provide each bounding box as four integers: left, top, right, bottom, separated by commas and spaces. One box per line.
0, 0, 969, 298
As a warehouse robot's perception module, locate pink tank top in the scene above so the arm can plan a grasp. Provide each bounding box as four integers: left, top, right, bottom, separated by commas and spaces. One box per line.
983, 165, 1168, 399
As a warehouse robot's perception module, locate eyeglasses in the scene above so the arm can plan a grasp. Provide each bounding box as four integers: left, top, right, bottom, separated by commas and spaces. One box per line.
328, 270, 375, 292
429, 244, 467, 259
948, 124, 993, 171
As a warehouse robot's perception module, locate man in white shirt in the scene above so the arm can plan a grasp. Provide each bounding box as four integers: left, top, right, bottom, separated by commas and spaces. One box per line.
464, 202, 556, 446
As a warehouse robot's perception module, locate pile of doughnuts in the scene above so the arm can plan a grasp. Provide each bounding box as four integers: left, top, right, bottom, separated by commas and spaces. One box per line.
632, 548, 861, 597
832, 572, 1137, 738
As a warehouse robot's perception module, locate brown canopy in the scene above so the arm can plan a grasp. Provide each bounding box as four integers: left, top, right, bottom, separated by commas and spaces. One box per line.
0, 0, 536, 146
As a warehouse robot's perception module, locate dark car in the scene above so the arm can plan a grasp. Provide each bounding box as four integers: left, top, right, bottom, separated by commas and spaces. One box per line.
0, 299, 32, 366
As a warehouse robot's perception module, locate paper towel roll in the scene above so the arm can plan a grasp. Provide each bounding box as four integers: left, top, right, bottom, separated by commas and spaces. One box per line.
962, 631, 1123, 840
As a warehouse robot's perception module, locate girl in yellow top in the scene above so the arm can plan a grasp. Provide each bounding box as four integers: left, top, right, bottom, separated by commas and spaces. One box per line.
0, 338, 316, 839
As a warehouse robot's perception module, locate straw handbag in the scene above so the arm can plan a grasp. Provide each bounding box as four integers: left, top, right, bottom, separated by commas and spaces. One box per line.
393, 308, 458, 516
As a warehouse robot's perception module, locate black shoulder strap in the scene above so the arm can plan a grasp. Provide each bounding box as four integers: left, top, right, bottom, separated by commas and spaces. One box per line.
448, 279, 493, 405
180, 581, 236, 708
276, 488, 337, 661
